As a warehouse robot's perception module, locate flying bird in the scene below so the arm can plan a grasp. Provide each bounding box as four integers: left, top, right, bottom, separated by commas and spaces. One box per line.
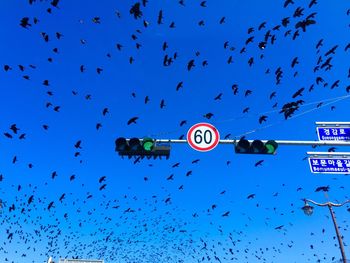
157, 10, 163, 24
222, 211, 230, 217
283, 0, 294, 8
102, 108, 109, 116
130, 2, 142, 19
244, 90, 252, 97
127, 117, 139, 125
160, 99, 166, 109
259, 115, 268, 124
292, 87, 304, 98
203, 113, 214, 119
309, 0, 317, 8
247, 194, 256, 199
176, 81, 183, 91
255, 160, 264, 167
315, 186, 329, 192
144, 95, 150, 104
20, 17, 31, 28
295, 19, 316, 32
96, 123, 102, 130
10, 124, 19, 134
325, 45, 338, 56
99, 176, 106, 183
4, 133, 13, 139
214, 93, 223, 100
74, 140, 82, 149
187, 59, 195, 71
219, 17, 225, 24
179, 120, 187, 126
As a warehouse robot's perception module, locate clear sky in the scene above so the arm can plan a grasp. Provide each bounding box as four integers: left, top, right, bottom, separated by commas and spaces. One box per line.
0, 0, 350, 263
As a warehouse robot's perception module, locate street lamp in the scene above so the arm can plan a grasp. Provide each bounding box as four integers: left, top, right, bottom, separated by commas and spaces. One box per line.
302, 198, 350, 263
302, 202, 314, 216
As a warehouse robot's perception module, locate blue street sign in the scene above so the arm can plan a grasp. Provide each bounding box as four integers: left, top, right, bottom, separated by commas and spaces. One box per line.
308, 157, 350, 174
316, 127, 350, 141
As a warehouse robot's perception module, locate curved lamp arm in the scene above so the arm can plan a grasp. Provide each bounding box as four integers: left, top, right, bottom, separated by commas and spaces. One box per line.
304, 198, 350, 207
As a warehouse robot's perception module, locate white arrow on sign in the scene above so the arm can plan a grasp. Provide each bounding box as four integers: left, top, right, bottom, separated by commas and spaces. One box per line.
186, 123, 220, 152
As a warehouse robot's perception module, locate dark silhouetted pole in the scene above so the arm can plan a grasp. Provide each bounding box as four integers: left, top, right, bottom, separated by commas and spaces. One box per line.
302, 199, 350, 263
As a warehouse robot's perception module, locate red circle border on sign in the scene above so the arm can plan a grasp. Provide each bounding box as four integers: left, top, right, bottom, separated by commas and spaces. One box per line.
186, 123, 220, 152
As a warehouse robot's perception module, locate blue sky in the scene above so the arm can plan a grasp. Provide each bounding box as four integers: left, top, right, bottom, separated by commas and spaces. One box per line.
0, 0, 350, 262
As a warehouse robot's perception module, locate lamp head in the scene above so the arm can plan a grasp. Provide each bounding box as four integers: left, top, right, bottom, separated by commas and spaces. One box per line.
302, 202, 314, 216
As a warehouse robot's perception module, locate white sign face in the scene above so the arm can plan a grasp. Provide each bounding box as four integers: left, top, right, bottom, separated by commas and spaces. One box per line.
186, 123, 220, 152
59, 260, 103, 263
308, 156, 350, 174
316, 127, 350, 141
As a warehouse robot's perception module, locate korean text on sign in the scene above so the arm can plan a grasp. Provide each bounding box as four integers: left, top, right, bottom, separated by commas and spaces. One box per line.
317, 127, 350, 141
309, 157, 350, 174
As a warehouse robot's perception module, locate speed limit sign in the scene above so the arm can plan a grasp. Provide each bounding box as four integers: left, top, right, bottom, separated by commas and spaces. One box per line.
187, 123, 220, 152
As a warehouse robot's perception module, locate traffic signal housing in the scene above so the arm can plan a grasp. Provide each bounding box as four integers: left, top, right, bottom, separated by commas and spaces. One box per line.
115, 137, 170, 159
235, 139, 278, 154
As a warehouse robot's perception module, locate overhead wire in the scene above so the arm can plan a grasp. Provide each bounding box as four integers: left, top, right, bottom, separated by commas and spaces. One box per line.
234, 94, 350, 138
147, 94, 350, 139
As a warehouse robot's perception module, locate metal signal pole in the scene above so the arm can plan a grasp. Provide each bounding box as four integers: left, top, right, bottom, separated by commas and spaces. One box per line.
152, 139, 350, 146
302, 199, 350, 263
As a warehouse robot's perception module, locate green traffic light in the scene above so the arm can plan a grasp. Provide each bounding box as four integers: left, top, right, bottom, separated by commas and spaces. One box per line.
116, 137, 170, 159
265, 140, 278, 154
142, 138, 155, 151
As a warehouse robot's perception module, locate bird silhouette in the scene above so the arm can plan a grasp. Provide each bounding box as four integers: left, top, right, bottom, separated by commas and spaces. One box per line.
127, 117, 139, 125
1, 2, 349, 262
259, 115, 268, 124
247, 194, 256, 199
222, 211, 230, 217
187, 59, 195, 71
315, 186, 329, 192
157, 10, 163, 24
255, 160, 264, 167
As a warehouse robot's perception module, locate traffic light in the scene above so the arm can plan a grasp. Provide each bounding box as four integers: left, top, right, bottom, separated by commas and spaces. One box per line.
115, 137, 170, 159
235, 139, 278, 154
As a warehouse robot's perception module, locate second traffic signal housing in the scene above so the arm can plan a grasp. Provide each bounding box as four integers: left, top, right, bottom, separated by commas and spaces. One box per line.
235, 139, 278, 154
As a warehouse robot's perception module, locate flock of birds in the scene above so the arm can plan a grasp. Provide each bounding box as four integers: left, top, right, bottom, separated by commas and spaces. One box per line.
1, 0, 350, 262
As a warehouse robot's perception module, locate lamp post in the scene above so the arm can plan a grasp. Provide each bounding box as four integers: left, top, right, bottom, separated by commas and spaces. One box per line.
302, 198, 350, 263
